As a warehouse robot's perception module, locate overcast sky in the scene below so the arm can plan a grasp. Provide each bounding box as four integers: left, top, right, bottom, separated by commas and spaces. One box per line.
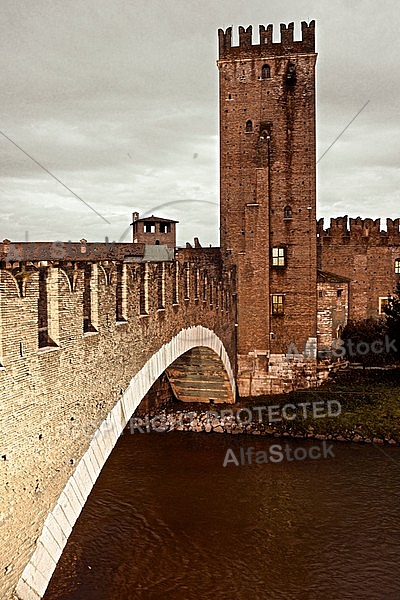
0, 0, 398, 246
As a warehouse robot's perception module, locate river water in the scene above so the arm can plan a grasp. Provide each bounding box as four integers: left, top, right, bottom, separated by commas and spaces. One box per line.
44, 431, 400, 600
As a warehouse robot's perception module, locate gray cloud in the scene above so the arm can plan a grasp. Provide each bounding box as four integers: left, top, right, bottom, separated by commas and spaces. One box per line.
0, 0, 398, 245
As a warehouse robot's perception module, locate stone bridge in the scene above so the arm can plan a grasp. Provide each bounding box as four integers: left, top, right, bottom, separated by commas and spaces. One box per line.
0, 255, 236, 599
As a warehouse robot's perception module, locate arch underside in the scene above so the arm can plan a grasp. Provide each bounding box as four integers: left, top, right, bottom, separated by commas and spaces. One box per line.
166, 346, 234, 403
15, 326, 235, 600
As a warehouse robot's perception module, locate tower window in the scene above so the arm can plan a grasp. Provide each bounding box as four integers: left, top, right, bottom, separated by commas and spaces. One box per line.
271, 247, 286, 267
379, 297, 389, 315
337, 289, 343, 298
245, 120, 253, 133
284, 205, 293, 220
272, 294, 284, 316
395, 258, 400, 274
160, 223, 170, 233
261, 64, 271, 79
144, 222, 156, 233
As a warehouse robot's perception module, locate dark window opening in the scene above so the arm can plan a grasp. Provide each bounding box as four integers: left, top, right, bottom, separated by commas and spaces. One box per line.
144, 222, 156, 233
140, 264, 148, 315
84, 264, 97, 332
337, 289, 343, 298
261, 64, 271, 79
172, 263, 179, 305
155, 240, 160, 245
245, 120, 253, 133
116, 263, 127, 322
160, 223, 170, 234
157, 263, 165, 309
38, 268, 57, 348
286, 63, 296, 86
284, 205, 293, 219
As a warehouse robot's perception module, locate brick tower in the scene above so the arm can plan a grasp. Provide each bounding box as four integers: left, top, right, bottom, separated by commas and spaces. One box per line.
217, 21, 318, 395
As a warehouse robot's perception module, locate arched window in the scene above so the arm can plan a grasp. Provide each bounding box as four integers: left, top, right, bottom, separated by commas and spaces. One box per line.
245, 120, 253, 133
395, 258, 400, 274
261, 64, 271, 79
284, 205, 293, 220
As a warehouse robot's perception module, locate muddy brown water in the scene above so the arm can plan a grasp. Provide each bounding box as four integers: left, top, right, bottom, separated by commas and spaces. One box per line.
44, 431, 400, 600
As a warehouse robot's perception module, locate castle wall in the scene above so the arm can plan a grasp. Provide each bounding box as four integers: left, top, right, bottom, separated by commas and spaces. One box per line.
0, 258, 235, 600
318, 217, 400, 320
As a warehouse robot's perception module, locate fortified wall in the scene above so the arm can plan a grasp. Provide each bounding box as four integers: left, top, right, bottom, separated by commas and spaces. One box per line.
318, 216, 400, 320
0, 248, 235, 600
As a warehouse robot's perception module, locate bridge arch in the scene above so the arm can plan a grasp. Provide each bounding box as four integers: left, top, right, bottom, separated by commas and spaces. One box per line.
15, 325, 235, 600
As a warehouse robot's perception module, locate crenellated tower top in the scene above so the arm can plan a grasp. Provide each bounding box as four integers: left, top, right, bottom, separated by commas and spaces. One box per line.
218, 21, 315, 60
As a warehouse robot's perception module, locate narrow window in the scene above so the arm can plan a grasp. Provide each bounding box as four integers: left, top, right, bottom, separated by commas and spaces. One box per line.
261, 64, 271, 79
337, 289, 343, 298
245, 120, 253, 133
272, 294, 284, 316
157, 262, 165, 309
395, 259, 400, 274
318, 290, 323, 298
203, 273, 208, 302
184, 262, 190, 300
144, 222, 156, 233
194, 268, 199, 300
160, 223, 170, 233
379, 297, 389, 315
83, 264, 98, 332
116, 263, 127, 322
140, 263, 149, 315
271, 247, 286, 267
209, 279, 213, 305
38, 267, 58, 348
284, 205, 293, 219
172, 262, 179, 305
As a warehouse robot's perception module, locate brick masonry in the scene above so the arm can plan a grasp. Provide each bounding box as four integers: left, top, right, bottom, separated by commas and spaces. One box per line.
318, 216, 400, 320
0, 258, 235, 600
218, 22, 318, 394
2, 17, 400, 600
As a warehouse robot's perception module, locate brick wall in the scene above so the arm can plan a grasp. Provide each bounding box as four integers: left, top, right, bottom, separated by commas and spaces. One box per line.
0, 257, 235, 599
318, 217, 400, 319
218, 22, 317, 393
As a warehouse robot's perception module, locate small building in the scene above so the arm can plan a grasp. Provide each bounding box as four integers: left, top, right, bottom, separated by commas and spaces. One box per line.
132, 212, 178, 249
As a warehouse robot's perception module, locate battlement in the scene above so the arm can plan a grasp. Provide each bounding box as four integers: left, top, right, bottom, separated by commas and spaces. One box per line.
218, 21, 315, 60
0, 239, 145, 264
317, 216, 400, 245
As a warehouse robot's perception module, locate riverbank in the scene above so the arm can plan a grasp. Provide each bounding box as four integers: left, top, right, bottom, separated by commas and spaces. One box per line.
131, 367, 400, 445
